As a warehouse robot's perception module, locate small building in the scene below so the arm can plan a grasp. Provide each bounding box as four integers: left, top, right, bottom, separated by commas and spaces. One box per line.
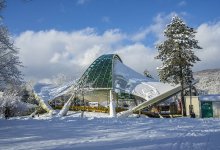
185, 95, 220, 118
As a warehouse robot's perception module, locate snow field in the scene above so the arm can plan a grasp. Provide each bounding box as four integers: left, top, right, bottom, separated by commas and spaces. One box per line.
1, 112, 220, 150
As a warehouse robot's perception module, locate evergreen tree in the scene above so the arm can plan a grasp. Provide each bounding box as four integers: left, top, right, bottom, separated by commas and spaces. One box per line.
155, 16, 202, 116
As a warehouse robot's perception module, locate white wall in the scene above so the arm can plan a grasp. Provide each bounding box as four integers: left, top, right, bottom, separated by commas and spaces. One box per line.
213, 102, 220, 117
185, 96, 201, 117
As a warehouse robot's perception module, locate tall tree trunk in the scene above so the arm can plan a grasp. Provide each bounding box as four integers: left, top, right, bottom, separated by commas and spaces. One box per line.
180, 65, 186, 116
179, 52, 186, 116
181, 82, 186, 116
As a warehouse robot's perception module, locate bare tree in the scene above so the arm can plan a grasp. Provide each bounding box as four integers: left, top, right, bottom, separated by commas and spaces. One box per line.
0, 0, 23, 90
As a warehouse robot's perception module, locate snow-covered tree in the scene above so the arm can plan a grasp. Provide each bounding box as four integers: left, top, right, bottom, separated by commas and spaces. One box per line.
155, 16, 202, 116
0, 0, 23, 90
0, 95, 36, 117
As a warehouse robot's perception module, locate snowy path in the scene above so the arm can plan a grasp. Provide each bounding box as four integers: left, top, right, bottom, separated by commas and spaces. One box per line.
1, 113, 220, 150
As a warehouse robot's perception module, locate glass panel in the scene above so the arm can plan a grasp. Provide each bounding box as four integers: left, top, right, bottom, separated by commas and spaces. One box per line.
77, 54, 121, 89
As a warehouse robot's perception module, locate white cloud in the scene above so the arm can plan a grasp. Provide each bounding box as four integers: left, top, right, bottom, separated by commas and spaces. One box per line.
194, 22, 220, 71
15, 28, 126, 81
178, 1, 187, 7
131, 12, 178, 44
71, 45, 103, 67
50, 53, 61, 64
131, 28, 150, 42
15, 27, 160, 82
132, 12, 190, 46
139, 13, 220, 72
115, 43, 160, 78
15, 13, 220, 82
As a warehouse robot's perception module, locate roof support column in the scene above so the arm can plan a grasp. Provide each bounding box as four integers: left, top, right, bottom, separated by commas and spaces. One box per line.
109, 90, 116, 117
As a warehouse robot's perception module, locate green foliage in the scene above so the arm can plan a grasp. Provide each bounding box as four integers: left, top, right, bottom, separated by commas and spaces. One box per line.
155, 16, 202, 116
155, 16, 201, 85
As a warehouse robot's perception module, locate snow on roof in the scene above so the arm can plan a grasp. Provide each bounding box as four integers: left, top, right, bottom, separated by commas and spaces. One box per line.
199, 95, 220, 102
113, 59, 177, 101
33, 54, 177, 104
33, 80, 75, 102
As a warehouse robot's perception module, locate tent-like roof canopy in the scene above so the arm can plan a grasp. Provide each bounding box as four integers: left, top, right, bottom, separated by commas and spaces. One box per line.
77, 54, 122, 89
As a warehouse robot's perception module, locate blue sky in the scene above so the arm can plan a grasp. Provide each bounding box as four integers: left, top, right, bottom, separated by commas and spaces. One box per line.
2, 0, 220, 82
4, 0, 220, 34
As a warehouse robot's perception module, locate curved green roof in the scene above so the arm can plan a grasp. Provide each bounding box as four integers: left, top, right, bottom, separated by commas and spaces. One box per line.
77, 54, 122, 89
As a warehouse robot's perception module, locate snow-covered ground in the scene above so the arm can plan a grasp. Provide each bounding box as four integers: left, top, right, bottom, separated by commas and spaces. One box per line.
1, 112, 220, 150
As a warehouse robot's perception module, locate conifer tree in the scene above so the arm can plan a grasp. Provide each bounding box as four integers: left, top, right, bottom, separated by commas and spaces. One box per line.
155, 16, 202, 116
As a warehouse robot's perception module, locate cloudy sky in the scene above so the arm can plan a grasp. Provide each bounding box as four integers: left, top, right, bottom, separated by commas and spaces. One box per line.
2, 0, 220, 82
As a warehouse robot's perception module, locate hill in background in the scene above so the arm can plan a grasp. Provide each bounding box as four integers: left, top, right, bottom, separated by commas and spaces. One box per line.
194, 69, 220, 94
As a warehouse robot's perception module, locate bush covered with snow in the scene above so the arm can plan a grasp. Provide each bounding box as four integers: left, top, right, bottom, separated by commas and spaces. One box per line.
0, 95, 36, 117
